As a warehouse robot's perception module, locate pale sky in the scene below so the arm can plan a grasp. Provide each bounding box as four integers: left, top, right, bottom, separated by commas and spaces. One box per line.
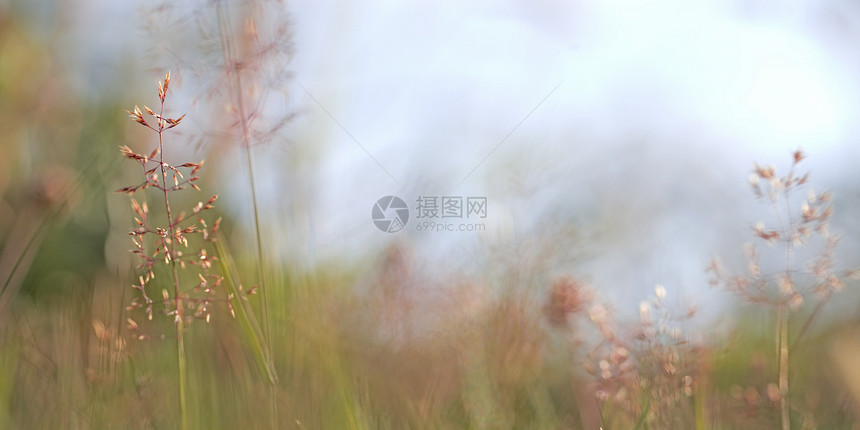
280, 0, 858, 296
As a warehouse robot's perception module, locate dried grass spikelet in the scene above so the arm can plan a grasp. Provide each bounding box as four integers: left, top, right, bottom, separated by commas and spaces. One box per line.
545, 275, 585, 327
139, 1, 295, 152
709, 149, 859, 430
583, 283, 704, 428
710, 149, 854, 307
118, 71, 225, 332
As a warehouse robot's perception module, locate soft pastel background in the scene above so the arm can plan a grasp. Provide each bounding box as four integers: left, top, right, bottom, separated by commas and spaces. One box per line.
2, 0, 860, 428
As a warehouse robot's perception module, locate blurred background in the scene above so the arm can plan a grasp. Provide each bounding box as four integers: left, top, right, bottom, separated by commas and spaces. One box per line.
3, 0, 860, 428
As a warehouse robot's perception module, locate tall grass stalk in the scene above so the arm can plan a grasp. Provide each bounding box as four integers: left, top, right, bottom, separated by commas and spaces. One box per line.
214, 2, 279, 426
710, 150, 854, 430
776, 159, 796, 430
156, 100, 189, 430
120, 72, 210, 430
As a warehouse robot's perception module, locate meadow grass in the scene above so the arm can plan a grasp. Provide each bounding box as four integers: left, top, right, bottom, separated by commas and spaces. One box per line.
2, 231, 857, 429
2, 2, 860, 429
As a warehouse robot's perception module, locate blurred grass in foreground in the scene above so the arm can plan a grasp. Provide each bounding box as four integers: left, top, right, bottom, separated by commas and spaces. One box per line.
2, 4, 860, 430
3, 254, 860, 429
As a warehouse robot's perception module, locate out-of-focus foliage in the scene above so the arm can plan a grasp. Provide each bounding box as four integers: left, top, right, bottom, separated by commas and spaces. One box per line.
2, 4, 860, 430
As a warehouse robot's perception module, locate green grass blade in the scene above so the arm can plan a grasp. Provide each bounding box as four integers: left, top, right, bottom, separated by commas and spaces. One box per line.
213, 233, 278, 384
633, 397, 651, 430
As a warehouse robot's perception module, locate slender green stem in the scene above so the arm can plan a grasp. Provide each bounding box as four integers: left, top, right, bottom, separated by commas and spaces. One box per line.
176, 316, 188, 430
213, 233, 277, 383
245, 149, 278, 425
216, 2, 278, 426
694, 379, 706, 430
633, 397, 651, 430
778, 303, 789, 430
158, 102, 188, 430
244, 149, 273, 349
789, 299, 825, 354
0, 214, 48, 310
778, 180, 792, 430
